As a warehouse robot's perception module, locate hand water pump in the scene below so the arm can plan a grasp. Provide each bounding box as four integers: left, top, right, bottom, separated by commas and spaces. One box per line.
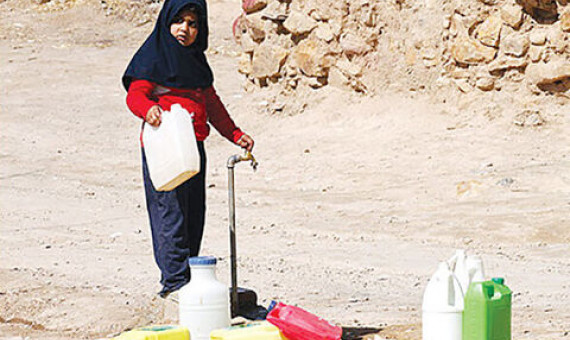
226, 151, 267, 319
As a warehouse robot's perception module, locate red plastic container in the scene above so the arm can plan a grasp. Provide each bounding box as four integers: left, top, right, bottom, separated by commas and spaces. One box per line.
266, 302, 342, 340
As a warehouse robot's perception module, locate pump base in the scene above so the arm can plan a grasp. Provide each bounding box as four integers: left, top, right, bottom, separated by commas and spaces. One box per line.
230, 287, 268, 320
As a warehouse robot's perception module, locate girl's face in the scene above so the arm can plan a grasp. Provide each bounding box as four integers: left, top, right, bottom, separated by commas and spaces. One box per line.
170, 9, 199, 47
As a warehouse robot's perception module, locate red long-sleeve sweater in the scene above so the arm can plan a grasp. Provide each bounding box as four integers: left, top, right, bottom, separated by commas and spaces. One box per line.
126, 79, 244, 144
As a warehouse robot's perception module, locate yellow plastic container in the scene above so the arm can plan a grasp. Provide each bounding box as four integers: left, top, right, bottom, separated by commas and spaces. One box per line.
210, 321, 288, 340
113, 325, 190, 340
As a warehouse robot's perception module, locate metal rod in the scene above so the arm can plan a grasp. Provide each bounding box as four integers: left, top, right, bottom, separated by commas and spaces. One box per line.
228, 160, 239, 317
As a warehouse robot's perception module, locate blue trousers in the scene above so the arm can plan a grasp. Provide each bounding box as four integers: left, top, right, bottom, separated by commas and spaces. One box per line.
142, 142, 206, 295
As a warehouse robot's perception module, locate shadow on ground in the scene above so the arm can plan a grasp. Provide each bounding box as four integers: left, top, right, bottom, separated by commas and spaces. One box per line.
342, 326, 383, 339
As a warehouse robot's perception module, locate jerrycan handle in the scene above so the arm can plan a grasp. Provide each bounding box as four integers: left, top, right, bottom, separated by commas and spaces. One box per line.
447, 249, 466, 272
483, 282, 495, 299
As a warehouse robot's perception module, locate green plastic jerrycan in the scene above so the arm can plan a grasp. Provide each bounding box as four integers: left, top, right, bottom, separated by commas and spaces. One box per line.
463, 278, 512, 340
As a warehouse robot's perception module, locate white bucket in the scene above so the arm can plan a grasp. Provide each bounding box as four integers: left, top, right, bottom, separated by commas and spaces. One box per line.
448, 249, 485, 295
179, 256, 230, 340
422, 262, 464, 340
142, 103, 200, 191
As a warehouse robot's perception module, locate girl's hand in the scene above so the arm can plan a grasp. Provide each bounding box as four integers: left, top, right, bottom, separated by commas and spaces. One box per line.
237, 134, 254, 152
146, 105, 162, 127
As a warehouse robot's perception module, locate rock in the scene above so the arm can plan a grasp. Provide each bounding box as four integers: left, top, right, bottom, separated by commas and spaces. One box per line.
423, 58, 439, 68
513, 110, 545, 126
340, 33, 372, 56
286, 78, 298, 89
336, 59, 362, 77
361, 5, 377, 27
542, 48, 553, 63
496, 177, 515, 186
475, 15, 502, 47
549, 30, 566, 53
450, 69, 472, 79
251, 43, 289, 78
518, 0, 558, 20
421, 47, 438, 67
244, 14, 266, 42
242, 0, 267, 14
502, 34, 529, 57
454, 79, 473, 92
328, 66, 350, 88
561, 10, 570, 32
451, 36, 497, 65
314, 23, 334, 42
443, 17, 451, 29
529, 30, 547, 45
283, 11, 317, 35
303, 76, 327, 89
500, 3, 524, 29
238, 54, 253, 75
421, 47, 438, 60
488, 55, 528, 73
476, 76, 495, 91
292, 39, 332, 77
239, 32, 257, 53
329, 19, 342, 37
528, 45, 543, 62
305, 0, 344, 21
261, 0, 287, 20
526, 59, 570, 89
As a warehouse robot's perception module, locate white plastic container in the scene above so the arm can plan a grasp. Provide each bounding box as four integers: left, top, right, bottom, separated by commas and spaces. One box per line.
422, 262, 464, 340
448, 249, 485, 295
142, 103, 200, 191
179, 256, 230, 340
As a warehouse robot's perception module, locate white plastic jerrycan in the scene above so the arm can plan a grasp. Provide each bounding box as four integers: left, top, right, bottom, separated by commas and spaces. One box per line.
142, 103, 200, 191
179, 256, 230, 340
448, 249, 485, 296
422, 262, 464, 340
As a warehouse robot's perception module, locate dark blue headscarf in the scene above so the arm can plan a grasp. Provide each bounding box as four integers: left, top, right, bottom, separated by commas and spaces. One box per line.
122, 0, 214, 90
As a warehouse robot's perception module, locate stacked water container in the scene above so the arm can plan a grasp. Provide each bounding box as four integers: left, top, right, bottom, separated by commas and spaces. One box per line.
422, 250, 511, 340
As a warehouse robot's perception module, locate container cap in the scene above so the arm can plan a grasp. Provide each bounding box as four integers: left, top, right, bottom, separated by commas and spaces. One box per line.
491, 277, 504, 285
188, 256, 217, 266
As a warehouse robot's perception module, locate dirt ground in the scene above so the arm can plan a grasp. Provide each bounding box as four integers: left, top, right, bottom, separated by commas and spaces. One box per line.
0, 0, 569, 339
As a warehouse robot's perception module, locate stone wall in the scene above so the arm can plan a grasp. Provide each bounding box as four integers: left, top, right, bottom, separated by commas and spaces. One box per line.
234, 0, 569, 112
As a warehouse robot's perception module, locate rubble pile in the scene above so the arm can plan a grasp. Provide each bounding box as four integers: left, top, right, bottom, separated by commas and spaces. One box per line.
233, 0, 569, 111
442, 0, 570, 95
233, 0, 383, 93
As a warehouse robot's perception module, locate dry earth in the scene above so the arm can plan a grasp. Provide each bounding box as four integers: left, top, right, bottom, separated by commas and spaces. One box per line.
0, 0, 569, 339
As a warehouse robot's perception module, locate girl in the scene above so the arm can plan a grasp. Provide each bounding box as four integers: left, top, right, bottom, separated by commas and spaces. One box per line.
122, 0, 254, 298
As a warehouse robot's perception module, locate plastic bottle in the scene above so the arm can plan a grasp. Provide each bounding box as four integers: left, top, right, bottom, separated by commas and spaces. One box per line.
422, 262, 464, 340
463, 278, 512, 340
142, 103, 200, 191
179, 256, 230, 340
210, 321, 289, 340
266, 302, 342, 340
112, 325, 189, 340
448, 249, 485, 295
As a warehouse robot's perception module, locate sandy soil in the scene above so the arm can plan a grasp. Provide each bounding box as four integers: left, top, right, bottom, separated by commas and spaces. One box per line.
1, 1, 569, 339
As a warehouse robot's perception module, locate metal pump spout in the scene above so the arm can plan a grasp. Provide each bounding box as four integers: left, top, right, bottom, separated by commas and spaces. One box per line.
227, 151, 258, 170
